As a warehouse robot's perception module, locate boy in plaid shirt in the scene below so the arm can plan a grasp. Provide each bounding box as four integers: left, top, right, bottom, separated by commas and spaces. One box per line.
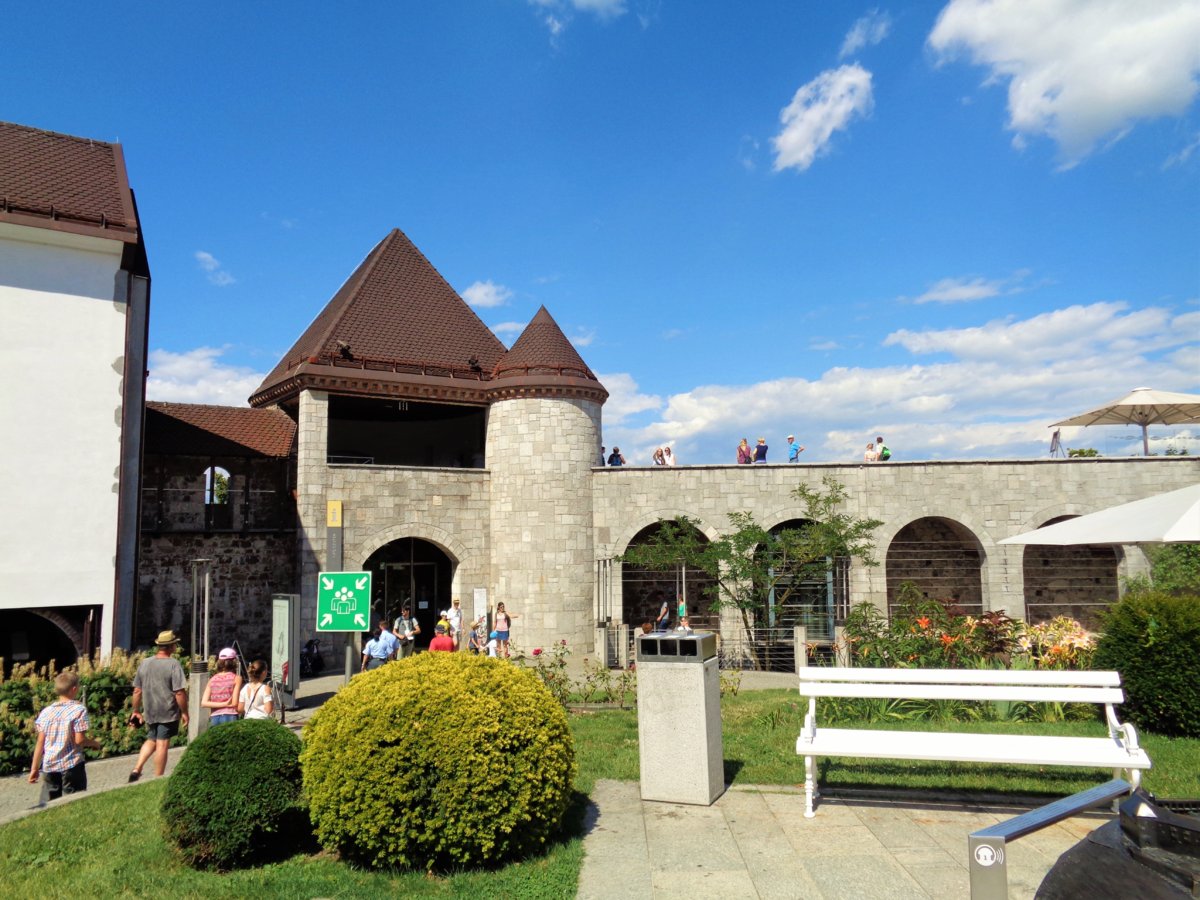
28, 672, 101, 803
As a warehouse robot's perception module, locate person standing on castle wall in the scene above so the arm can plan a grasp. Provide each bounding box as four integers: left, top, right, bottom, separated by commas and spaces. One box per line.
607, 447, 626, 466
737, 438, 753, 464
662, 446, 676, 466
876, 436, 891, 461
28, 671, 101, 803
128, 630, 188, 782
493, 602, 519, 658
393, 605, 419, 659
652, 447, 666, 465
600, 446, 606, 466
753, 437, 769, 463
787, 435, 805, 463
864, 442, 878, 463
200, 648, 243, 725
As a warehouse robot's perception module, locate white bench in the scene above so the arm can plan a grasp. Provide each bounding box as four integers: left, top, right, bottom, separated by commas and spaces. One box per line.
796, 667, 1151, 818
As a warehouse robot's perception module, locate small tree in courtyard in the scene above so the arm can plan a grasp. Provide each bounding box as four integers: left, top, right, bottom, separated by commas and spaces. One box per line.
619, 476, 882, 668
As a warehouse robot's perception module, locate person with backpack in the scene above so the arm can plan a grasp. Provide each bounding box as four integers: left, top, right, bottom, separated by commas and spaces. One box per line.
607, 447, 626, 466
876, 436, 891, 461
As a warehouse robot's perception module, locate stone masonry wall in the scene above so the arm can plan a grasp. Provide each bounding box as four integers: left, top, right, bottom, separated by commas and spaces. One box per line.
487, 396, 601, 653
592, 457, 1197, 625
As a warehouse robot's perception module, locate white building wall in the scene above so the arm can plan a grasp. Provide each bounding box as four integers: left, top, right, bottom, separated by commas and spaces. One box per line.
0, 225, 127, 656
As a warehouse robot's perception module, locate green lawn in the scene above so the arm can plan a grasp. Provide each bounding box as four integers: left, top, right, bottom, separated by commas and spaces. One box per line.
1, 689, 1195, 898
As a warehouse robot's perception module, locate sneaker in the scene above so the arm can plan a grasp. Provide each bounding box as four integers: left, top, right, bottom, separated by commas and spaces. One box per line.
127, 771, 141, 783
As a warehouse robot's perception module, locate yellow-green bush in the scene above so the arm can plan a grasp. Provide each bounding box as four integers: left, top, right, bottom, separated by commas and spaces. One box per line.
301, 652, 576, 871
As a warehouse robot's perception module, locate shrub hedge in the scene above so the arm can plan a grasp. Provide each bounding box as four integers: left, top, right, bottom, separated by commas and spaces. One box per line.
161, 719, 305, 870
1094, 589, 1200, 738
301, 652, 576, 871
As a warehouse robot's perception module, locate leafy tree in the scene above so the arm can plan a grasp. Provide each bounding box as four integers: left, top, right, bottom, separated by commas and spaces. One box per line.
619, 476, 882, 667
1067, 448, 1101, 458
1147, 544, 1200, 595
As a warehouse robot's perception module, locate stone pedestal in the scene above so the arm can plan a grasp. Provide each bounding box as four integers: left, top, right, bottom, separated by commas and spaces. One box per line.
636, 652, 723, 806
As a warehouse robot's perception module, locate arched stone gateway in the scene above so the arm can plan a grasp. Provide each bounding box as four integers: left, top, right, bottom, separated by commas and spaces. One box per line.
620, 520, 720, 632
1021, 516, 1120, 629
886, 517, 984, 617
759, 519, 849, 643
362, 538, 456, 650
0, 609, 86, 672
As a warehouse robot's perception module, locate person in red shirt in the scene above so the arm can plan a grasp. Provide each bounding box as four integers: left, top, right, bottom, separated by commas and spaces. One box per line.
428, 624, 455, 652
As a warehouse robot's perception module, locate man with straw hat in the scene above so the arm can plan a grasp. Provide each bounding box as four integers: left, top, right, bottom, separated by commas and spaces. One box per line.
128, 630, 188, 782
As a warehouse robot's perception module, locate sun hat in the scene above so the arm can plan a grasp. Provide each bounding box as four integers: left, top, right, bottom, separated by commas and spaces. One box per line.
218, 647, 237, 660
155, 630, 179, 646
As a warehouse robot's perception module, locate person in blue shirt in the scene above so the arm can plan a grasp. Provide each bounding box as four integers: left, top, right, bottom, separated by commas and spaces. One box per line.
360, 619, 399, 671
787, 434, 805, 463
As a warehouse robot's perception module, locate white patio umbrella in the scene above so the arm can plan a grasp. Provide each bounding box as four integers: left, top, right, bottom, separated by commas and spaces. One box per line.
1052, 387, 1200, 456
1000, 484, 1200, 545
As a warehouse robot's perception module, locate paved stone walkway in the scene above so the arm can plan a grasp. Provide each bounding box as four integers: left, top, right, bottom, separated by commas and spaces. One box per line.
577, 781, 1102, 900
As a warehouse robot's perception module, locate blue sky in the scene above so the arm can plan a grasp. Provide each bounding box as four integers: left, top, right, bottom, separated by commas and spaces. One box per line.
7, 1, 1199, 463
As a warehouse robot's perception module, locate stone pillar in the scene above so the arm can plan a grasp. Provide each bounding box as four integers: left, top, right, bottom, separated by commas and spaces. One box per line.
296, 390, 330, 640
486, 396, 600, 654
985, 544, 1027, 620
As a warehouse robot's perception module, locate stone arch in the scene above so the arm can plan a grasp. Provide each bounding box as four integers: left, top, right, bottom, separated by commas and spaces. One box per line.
350, 523, 467, 570
1020, 514, 1120, 630
885, 516, 985, 617
0, 608, 83, 670
28, 608, 87, 656
608, 509, 721, 559
619, 517, 721, 632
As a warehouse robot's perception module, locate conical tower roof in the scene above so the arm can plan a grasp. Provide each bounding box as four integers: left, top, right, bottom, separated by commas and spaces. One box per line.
250, 229, 507, 407
490, 306, 607, 403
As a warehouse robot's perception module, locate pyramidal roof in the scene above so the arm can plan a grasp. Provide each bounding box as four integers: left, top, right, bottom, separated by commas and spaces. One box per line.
250, 229, 507, 406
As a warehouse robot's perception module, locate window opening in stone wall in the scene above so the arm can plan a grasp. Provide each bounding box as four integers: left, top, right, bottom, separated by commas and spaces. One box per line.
886, 517, 984, 618
1022, 515, 1119, 630
202, 465, 233, 529
327, 395, 487, 468
621, 521, 719, 633
758, 519, 849, 644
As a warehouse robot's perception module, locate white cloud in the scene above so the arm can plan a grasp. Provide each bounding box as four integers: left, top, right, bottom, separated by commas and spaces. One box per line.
840, 9, 892, 59
462, 280, 513, 308
529, 0, 626, 37
809, 340, 841, 351
910, 271, 1030, 304
772, 64, 874, 172
1163, 132, 1200, 168
571, 329, 596, 347
602, 302, 1200, 463
147, 347, 265, 406
194, 251, 235, 287
928, 0, 1200, 167
489, 321, 526, 346
597, 372, 662, 425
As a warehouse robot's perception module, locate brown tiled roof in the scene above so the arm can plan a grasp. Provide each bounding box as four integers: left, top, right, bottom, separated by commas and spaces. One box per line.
0, 121, 138, 242
145, 402, 296, 458
493, 306, 598, 381
250, 229, 507, 405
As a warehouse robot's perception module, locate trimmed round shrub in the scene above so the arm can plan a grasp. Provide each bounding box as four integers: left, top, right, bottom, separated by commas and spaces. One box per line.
1094, 589, 1200, 737
162, 719, 305, 869
301, 652, 576, 871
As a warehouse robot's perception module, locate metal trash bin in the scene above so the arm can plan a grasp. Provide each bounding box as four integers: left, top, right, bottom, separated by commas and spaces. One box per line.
635, 632, 724, 805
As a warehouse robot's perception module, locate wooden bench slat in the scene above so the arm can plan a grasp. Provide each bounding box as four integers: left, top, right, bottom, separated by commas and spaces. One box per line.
796, 729, 1152, 770
798, 668, 1121, 687
799, 683, 1124, 704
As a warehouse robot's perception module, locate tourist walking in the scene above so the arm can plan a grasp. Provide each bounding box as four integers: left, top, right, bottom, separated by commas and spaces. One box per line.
753, 437, 768, 463
607, 447, 626, 466
393, 605, 420, 658
28, 671, 101, 803
128, 630, 188, 782
787, 435, 805, 463
736, 438, 753, 464
447, 598, 464, 649
200, 647, 243, 726
361, 619, 399, 671
864, 442, 878, 463
493, 602, 519, 658
238, 659, 274, 720
654, 600, 670, 632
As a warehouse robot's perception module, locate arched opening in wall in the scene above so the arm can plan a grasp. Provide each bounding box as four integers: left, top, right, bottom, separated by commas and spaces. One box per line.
0, 610, 81, 674
886, 517, 984, 618
621, 521, 719, 633
363, 538, 454, 650
1022, 516, 1119, 630
202, 465, 232, 529
757, 519, 850, 644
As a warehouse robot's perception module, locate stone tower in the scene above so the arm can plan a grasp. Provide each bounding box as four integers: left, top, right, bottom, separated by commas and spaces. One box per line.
486, 307, 607, 652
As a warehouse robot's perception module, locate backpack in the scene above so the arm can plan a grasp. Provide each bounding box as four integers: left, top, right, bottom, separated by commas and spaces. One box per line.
879, 445, 891, 461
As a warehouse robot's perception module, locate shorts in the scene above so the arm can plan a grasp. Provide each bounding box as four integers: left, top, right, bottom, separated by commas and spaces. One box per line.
495, 630, 510, 642
42, 761, 87, 802
147, 720, 180, 741
365, 657, 388, 670
210, 713, 238, 726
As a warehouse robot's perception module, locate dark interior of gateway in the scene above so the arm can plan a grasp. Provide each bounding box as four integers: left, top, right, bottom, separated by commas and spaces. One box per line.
326, 395, 487, 468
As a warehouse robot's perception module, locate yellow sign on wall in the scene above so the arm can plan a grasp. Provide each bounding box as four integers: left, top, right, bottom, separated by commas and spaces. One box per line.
326, 500, 343, 528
